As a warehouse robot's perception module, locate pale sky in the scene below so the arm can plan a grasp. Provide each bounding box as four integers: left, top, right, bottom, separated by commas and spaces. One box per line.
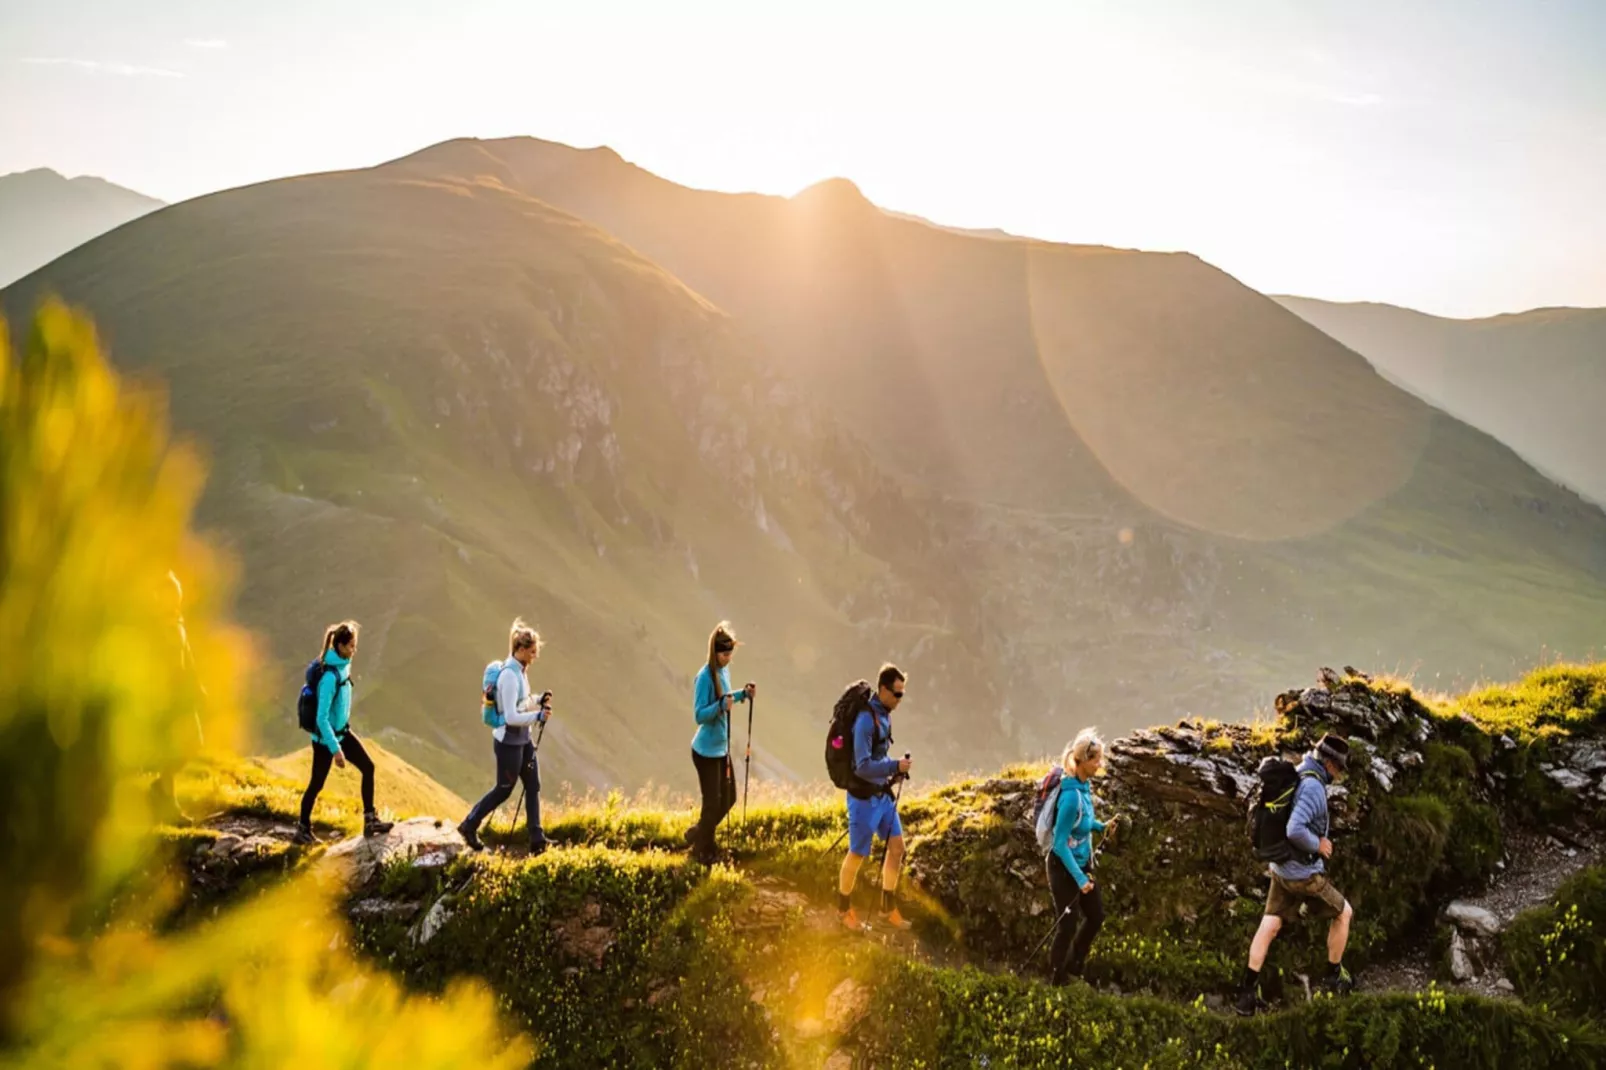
2, 0, 1603, 318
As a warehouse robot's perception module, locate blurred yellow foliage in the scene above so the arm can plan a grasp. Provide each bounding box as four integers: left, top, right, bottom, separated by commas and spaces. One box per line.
0, 301, 532, 1066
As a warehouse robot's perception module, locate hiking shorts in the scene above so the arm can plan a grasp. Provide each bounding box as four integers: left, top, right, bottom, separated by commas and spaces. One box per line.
1266, 872, 1348, 923
846, 792, 902, 856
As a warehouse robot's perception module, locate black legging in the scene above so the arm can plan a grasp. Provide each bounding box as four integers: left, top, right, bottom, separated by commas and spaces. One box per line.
462, 739, 542, 842
1047, 852, 1107, 981
300, 730, 375, 825
690, 748, 736, 859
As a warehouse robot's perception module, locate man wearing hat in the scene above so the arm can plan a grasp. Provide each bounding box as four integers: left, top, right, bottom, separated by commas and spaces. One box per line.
1236, 733, 1354, 1015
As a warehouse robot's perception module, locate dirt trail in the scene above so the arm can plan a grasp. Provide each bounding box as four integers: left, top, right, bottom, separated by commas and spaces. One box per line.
1361, 823, 1603, 998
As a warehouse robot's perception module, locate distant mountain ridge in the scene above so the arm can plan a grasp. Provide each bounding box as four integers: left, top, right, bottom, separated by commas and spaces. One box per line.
1275, 295, 1606, 508
0, 168, 164, 287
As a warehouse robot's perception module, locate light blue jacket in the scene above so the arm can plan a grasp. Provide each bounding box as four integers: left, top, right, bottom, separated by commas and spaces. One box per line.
1051, 774, 1107, 887
311, 648, 352, 754
691, 663, 749, 758
1271, 755, 1331, 881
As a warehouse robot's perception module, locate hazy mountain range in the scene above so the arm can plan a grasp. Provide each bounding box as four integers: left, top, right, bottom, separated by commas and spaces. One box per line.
0, 168, 163, 287
4, 137, 1603, 798
1276, 296, 1605, 508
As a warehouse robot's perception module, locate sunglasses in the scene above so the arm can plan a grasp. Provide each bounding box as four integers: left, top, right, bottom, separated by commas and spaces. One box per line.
889, 689, 905, 700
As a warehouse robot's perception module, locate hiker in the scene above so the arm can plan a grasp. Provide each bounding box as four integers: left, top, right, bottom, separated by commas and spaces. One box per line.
1045, 728, 1118, 984
686, 621, 755, 864
836, 663, 911, 931
457, 618, 552, 854
294, 620, 393, 844
1236, 733, 1354, 1015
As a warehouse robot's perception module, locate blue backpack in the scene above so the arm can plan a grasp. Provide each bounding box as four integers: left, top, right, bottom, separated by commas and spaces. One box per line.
481, 660, 507, 727
296, 658, 347, 734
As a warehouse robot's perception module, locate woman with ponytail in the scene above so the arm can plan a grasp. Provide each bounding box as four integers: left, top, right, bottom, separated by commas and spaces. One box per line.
686, 621, 756, 864
294, 620, 393, 844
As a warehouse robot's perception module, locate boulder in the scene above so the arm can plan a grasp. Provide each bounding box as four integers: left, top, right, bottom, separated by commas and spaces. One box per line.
823, 978, 871, 1034
1445, 901, 1502, 937
320, 816, 468, 892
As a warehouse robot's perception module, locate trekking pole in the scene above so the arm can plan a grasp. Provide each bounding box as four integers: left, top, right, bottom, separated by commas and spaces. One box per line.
741, 693, 755, 826
1019, 826, 1110, 973
1020, 904, 1075, 973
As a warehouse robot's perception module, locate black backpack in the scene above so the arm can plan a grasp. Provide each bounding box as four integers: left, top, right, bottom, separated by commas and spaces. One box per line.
825, 680, 886, 798
296, 658, 348, 734
1247, 756, 1319, 863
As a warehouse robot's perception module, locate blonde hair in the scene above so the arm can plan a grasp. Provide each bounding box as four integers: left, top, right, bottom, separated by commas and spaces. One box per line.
509, 617, 543, 656
1063, 727, 1104, 770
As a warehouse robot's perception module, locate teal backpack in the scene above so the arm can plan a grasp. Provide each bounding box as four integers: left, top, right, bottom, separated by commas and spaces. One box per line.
481, 659, 507, 727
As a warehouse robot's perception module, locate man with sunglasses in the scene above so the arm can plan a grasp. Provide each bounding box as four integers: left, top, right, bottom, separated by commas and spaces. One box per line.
837, 663, 913, 931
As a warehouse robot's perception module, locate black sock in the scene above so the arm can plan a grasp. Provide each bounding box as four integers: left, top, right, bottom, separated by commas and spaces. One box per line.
837, 892, 851, 913
1327, 960, 1344, 975
1240, 966, 1259, 993
880, 889, 895, 913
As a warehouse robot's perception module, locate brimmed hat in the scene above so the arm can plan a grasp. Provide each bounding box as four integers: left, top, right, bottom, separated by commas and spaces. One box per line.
1315, 733, 1350, 770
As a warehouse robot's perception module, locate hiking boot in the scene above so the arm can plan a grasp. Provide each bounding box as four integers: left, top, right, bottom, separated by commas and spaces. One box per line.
363, 813, 394, 838
529, 839, 549, 858
291, 824, 318, 846
839, 907, 867, 933
878, 907, 913, 931
682, 825, 698, 846
1318, 964, 1354, 996
456, 820, 484, 851
1234, 987, 1266, 1017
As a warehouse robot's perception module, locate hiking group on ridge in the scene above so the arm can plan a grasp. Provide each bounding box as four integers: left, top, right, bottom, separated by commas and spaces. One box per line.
288, 613, 1360, 1005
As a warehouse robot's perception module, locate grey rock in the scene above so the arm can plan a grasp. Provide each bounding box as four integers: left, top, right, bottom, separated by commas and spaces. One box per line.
320, 816, 468, 892
1544, 767, 1592, 794
410, 897, 454, 947
1449, 929, 1477, 982
349, 898, 422, 922
1495, 978, 1515, 994
1369, 756, 1396, 793
1565, 740, 1606, 775
1445, 901, 1502, 937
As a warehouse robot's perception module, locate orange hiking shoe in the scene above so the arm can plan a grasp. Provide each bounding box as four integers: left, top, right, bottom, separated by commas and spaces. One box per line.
839, 907, 866, 932
879, 907, 913, 931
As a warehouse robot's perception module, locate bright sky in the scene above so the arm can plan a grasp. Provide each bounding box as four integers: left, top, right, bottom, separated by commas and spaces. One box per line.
3, 0, 1603, 318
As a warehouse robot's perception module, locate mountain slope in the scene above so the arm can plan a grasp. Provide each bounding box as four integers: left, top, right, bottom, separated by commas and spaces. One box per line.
381, 136, 1606, 721
1, 165, 994, 797
1276, 295, 1606, 507
0, 168, 163, 286
7, 140, 1606, 799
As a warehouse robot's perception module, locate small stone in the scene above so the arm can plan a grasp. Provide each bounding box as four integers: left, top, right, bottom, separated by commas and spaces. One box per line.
1495, 978, 1515, 994
1498, 735, 1517, 751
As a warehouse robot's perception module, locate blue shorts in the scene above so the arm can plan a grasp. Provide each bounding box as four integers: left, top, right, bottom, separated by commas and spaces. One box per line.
846, 792, 903, 856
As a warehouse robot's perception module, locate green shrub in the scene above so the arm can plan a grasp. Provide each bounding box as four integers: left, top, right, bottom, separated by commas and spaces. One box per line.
1505, 864, 1606, 1024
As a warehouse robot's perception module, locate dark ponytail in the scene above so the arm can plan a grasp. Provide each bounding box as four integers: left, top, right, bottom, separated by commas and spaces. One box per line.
322, 619, 360, 655
706, 621, 737, 699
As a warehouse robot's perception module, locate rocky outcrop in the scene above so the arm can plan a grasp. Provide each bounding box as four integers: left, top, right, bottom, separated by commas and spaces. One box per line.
319, 816, 469, 893
904, 667, 1602, 984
